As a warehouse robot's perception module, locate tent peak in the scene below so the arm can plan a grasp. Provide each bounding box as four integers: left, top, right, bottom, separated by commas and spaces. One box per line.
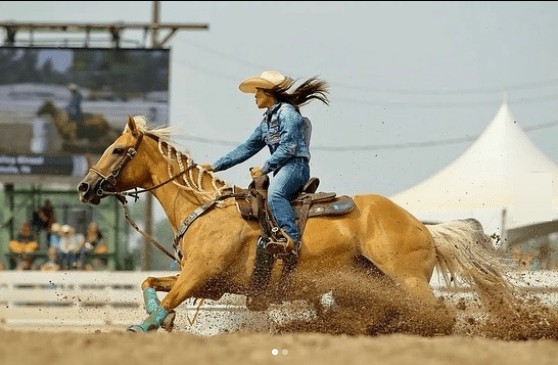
502, 91, 508, 105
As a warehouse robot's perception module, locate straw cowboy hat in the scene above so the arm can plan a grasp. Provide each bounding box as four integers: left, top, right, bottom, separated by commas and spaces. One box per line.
68, 83, 78, 91
238, 71, 288, 93
61, 224, 74, 234
50, 223, 61, 234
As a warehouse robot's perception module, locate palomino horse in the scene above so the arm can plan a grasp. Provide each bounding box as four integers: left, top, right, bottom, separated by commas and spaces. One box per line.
37, 100, 119, 146
77, 115, 514, 335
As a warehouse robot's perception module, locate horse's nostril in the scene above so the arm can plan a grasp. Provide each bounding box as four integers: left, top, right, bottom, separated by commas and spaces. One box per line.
78, 182, 89, 192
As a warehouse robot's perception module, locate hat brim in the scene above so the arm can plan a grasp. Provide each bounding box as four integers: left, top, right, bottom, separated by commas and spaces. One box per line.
238, 77, 277, 93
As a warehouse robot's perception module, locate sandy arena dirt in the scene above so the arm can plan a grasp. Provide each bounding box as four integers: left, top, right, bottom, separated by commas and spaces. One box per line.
2, 322, 558, 365
3, 271, 558, 365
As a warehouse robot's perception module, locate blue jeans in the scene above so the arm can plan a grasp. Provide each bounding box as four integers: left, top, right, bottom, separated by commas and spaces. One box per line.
267, 157, 310, 242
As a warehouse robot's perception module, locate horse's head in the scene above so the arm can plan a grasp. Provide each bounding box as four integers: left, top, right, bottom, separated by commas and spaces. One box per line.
37, 100, 55, 116
77, 115, 148, 205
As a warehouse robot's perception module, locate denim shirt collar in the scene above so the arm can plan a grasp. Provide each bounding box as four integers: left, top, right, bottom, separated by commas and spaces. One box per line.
263, 102, 282, 122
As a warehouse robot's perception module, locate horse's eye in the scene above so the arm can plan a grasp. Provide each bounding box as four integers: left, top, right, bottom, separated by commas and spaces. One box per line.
113, 147, 124, 155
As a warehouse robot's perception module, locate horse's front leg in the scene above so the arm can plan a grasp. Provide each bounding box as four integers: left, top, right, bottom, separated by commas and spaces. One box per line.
125, 275, 180, 333
127, 264, 220, 333
140, 275, 179, 314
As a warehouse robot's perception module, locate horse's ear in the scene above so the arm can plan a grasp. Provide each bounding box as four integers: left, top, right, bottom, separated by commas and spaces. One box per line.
126, 115, 140, 138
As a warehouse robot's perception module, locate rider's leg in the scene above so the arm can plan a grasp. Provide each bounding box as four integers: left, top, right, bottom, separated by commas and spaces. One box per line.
267, 158, 309, 254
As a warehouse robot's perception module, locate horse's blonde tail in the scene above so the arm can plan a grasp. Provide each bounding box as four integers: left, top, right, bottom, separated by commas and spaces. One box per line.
426, 218, 516, 313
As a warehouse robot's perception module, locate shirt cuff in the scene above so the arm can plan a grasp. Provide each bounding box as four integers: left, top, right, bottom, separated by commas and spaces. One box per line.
261, 162, 270, 174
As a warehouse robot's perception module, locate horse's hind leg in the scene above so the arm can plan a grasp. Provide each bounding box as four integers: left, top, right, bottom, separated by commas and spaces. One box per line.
382, 255, 457, 335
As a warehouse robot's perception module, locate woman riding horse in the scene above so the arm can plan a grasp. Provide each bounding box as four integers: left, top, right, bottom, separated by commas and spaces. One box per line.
77, 115, 515, 335
202, 71, 329, 261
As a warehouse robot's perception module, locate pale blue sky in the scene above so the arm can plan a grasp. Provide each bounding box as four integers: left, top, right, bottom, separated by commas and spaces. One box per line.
2, 1, 558, 198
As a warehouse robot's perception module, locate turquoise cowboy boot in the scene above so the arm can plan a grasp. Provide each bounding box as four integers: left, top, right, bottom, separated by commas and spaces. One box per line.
142, 287, 160, 314
127, 306, 168, 332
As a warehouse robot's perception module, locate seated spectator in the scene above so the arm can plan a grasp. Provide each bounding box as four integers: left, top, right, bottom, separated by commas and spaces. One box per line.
37, 223, 63, 270
40, 246, 61, 271
81, 221, 109, 270
58, 224, 84, 270
8, 221, 39, 270
31, 199, 57, 247
8, 221, 39, 253
85, 222, 108, 253
48, 223, 63, 264
49, 223, 62, 248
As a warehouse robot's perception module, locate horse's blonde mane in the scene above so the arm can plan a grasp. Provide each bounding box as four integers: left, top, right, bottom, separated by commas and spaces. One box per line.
128, 115, 176, 144
129, 115, 231, 203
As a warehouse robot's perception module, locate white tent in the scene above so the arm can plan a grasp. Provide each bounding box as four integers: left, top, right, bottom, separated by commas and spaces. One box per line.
390, 102, 558, 237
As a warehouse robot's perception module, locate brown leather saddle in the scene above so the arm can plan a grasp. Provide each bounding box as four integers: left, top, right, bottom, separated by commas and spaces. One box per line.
233, 175, 354, 246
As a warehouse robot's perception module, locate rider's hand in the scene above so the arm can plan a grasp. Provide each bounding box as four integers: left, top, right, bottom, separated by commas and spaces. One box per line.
200, 163, 213, 172
250, 166, 263, 179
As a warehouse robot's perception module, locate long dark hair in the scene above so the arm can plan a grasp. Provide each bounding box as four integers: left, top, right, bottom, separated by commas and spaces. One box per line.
268, 76, 330, 109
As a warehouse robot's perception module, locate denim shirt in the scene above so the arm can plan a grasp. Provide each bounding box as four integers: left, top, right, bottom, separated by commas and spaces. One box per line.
212, 102, 312, 174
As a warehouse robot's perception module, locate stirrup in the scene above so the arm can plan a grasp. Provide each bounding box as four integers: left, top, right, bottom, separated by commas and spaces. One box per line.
265, 237, 297, 255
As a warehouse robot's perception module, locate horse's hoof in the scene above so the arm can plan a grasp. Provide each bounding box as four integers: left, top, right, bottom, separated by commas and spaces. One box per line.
126, 325, 144, 333
161, 311, 176, 332
126, 321, 159, 333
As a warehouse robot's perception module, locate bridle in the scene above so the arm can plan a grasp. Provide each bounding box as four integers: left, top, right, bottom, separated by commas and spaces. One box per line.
89, 132, 144, 198
89, 131, 197, 201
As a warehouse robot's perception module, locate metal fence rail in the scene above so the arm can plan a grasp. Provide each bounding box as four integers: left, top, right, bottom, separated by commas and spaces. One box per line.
1, 270, 557, 334
0, 271, 262, 334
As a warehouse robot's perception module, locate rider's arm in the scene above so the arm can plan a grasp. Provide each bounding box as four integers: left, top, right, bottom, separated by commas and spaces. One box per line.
212, 123, 267, 172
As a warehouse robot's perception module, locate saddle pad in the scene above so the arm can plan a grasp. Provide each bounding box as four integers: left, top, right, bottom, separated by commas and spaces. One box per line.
302, 195, 355, 217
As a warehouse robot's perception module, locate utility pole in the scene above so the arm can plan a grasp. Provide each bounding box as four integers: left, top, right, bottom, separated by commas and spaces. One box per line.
141, 0, 159, 271
140, 1, 208, 270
